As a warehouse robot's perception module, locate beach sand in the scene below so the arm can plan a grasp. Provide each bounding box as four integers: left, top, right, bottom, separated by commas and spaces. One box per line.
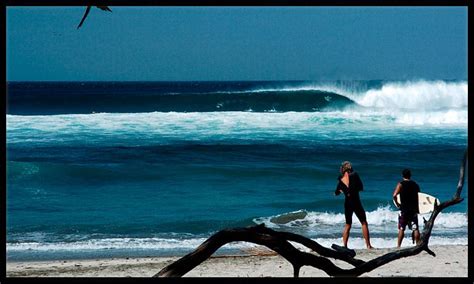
6, 245, 467, 277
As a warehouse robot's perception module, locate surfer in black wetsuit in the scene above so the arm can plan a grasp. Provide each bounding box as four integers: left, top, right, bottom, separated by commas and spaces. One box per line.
335, 161, 373, 249
393, 168, 421, 248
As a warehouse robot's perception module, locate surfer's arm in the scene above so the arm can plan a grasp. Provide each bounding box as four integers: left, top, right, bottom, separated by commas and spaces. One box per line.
393, 183, 401, 207
354, 172, 363, 191
334, 183, 343, 196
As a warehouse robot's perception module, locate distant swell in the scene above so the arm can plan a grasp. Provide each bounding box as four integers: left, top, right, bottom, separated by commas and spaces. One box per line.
7, 88, 354, 114
7, 81, 467, 122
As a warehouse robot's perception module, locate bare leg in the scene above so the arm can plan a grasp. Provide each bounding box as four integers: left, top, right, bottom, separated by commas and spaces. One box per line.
361, 221, 373, 249
397, 229, 405, 248
414, 229, 421, 245
342, 224, 351, 247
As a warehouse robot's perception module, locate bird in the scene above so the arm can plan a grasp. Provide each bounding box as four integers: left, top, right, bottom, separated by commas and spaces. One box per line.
77, 6, 112, 29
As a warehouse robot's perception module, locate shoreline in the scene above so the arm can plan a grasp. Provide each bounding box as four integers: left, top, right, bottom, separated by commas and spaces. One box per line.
6, 244, 468, 277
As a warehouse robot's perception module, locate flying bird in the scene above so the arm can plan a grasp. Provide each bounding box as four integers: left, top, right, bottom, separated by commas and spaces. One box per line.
77, 6, 112, 29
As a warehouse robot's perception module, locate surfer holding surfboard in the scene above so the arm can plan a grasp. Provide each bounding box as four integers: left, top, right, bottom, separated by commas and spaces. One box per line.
392, 169, 422, 248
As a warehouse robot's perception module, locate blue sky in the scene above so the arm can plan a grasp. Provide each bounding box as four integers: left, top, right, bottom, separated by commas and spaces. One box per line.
6, 6, 467, 81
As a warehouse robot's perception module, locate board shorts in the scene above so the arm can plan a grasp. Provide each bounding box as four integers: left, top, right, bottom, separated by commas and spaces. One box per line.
344, 202, 367, 225
398, 212, 419, 231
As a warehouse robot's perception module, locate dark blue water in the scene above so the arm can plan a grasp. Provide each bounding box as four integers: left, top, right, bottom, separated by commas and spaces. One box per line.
6, 80, 468, 261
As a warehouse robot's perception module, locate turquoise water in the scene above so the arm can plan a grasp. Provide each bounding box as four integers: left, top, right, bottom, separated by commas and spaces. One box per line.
6, 80, 468, 260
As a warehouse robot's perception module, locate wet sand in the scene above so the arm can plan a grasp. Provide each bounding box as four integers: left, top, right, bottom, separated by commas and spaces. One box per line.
6, 245, 467, 277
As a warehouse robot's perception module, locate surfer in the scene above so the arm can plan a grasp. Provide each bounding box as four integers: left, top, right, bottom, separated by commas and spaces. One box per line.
334, 161, 373, 249
392, 169, 421, 248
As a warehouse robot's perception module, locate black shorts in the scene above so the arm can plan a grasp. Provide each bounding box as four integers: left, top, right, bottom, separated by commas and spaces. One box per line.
398, 212, 419, 231
344, 202, 367, 225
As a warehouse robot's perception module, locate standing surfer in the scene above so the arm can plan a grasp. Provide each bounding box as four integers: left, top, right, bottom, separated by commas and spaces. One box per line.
392, 169, 421, 247
335, 161, 373, 249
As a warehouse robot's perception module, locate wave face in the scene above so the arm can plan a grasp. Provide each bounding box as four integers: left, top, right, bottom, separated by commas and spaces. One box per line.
5, 80, 468, 148
7, 80, 467, 115
7, 81, 354, 114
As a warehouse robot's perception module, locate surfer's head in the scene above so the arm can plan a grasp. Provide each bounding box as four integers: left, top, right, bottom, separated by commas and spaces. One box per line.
340, 161, 353, 174
402, 169, 411, 179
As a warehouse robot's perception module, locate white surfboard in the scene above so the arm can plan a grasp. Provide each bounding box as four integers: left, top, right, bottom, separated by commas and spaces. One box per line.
393, 192, 440, 214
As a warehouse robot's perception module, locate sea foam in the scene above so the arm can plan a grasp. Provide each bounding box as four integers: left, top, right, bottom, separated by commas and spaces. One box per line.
7, 235, 466, 253
253, 206, 467, 229
6, 109, 467, 146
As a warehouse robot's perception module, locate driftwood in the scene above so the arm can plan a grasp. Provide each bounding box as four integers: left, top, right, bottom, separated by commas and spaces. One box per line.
155, 149, 468, 277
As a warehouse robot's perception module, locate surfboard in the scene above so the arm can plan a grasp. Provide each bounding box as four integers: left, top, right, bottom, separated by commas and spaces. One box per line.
393, 192, 440, 214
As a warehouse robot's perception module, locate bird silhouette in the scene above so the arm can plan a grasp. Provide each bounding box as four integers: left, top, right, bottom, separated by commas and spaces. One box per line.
77, 6, 112, 29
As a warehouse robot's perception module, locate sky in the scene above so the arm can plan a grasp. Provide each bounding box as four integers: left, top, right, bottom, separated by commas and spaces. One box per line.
6, 6, 468, 81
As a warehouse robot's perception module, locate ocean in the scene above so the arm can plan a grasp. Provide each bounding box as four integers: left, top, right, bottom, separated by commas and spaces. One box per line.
6, 80, 468, 261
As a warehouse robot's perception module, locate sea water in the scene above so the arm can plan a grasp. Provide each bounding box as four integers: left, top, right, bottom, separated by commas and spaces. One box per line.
6, 80, 468, 261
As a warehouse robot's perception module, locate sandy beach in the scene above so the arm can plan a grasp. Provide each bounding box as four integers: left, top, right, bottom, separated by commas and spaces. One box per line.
6, 245, 467, 277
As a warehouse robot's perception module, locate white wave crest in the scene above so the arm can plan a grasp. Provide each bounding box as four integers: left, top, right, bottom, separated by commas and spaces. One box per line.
6, 80, 468, 146
254, 206, 467, 229
244, 80, 468, 125
249, 80, 467, 111
352, 81, 467, 111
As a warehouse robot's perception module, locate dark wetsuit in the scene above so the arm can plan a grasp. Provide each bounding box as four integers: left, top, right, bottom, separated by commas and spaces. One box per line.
335, 172, 367, 225
398, 179, 420, 230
